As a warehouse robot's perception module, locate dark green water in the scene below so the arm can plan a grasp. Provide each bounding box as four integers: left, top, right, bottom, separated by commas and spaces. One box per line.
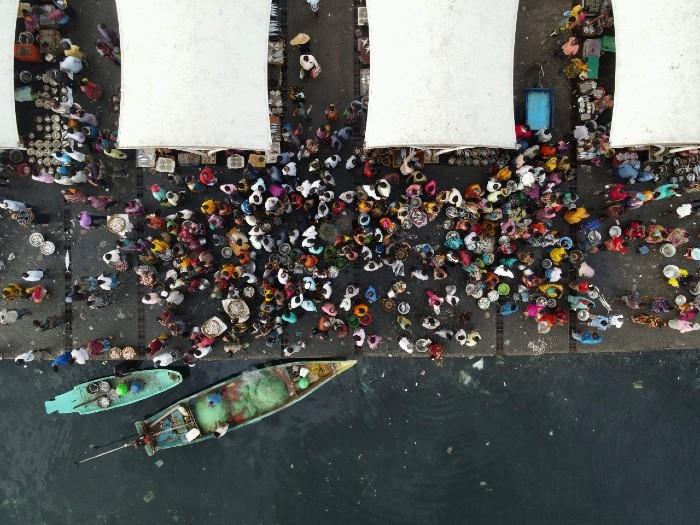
2, 353, 700, 524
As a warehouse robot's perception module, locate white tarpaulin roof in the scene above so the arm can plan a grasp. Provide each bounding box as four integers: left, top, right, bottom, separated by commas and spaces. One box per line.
0, 0, 20, 149
116, 0, 272, 150
364, 0, 519, 150
610, 1, 700, 147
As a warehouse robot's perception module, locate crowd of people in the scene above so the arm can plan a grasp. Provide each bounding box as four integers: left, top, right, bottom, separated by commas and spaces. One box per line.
2, 1, 127, 366
1, 0, 699, 370
555, 1, 700, 335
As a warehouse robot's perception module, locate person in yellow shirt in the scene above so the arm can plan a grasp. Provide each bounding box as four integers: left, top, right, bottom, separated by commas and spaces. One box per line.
551, 4, 584, 36
177, 257, 192, 273
150, 238, 169, 254
2, 283, 23, 301
61, 41, 85, 60
564, 206, 590, 225
200, 199, 217, 215
538, 283, 564, 299
550, 246, 567, 264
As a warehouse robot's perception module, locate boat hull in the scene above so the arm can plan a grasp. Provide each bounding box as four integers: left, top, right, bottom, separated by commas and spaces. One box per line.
136, 360, 356, 455
45, 369, 183, 415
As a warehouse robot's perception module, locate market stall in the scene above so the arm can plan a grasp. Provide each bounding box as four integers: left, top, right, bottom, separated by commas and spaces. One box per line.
610, 0, 700, 147
0, 0, 20, 149
363, 0, 519, 150
115, 0, 272, 151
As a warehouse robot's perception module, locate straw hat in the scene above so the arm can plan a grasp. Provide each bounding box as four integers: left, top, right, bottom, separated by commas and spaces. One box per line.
290, 33, 311, 46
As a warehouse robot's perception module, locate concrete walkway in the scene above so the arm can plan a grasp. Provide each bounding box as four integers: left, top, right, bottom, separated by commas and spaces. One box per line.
1, 0, 698, 362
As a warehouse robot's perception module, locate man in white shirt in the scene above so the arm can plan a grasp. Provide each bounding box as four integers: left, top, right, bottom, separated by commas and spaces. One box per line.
163, 290, 184, 306
71, 347, 89, 365
282, 162, 297, 177
0, 308, 31, 324
142, 292, 162, 305
535, 128, 552, 143
64, 146, 86, 163
299, 54, 319, 79
573, 124, 590, 141
102, 249, 121, 265
66, 130, 86, 143
71, 170, 88, 184
153, 350, 177, 368
97, 273, 118, 291
0, 199, 27, 212
15, 350, 35, 365
214, 422, 229, 439
60, 55, 84, 75
324, 155, 341, 169
22, 270, 45, 282
345, 155, 358, 170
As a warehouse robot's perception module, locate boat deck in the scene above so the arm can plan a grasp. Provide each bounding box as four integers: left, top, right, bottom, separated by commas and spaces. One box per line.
137, 362, 349, 455
189, 363, 335, 433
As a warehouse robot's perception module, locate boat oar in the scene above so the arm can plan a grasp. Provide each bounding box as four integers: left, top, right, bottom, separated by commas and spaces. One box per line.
75, 442, 132, 466
91, 433, 138, 450
79, 424, 190, 464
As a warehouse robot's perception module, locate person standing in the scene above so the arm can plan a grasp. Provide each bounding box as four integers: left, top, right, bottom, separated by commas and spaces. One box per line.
0, 199, 27, 212
97, 273, 119, 291
51, 351, 75, 372
103, 147, 128, 160
79, 210, 106, 230
307, 0, 320, 18
153, 350, 178, 368
79, 78, 103, 101
87, 195, 115, 211
59, 55, 84, 75
33, 315, 65, 331
0, 308, 31, 324
299, 54, 320, 79
21, 269, 45, 282
15, 350, 35, 365
324, 103, 338, 122
97, 23, 120, 47
94, 40, 120, 66
2, 283, 24, 301
71, 347, 89, 365
69, 106, 99, 127
15, 349, 50, 365
26, 285, 48, 304
63, 145, 86, 163
124, 199, 145, 216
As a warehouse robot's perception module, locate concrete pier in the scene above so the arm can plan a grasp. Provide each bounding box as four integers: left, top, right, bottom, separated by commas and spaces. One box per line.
0, 0, 698, 363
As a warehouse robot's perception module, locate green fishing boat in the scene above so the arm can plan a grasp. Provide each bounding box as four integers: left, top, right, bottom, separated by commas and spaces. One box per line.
45, 369, 183, 415
134, 360, 356, 456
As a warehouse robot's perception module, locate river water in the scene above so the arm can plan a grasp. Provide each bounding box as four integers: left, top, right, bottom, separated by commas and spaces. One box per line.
1, 352, 700, 524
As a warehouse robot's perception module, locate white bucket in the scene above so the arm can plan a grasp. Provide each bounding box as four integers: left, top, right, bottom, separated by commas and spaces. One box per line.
660, 243, 676, 258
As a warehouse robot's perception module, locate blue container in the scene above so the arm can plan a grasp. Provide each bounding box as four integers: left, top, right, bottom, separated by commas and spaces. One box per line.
524, 88, 554, 131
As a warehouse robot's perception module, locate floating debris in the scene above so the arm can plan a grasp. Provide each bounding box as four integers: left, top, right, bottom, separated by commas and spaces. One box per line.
458, 370, 472, 386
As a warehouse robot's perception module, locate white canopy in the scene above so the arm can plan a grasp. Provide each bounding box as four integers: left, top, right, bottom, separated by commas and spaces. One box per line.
116, 0, 272, 151
0, 0, 20, 149
610, 1, 700, 147
364, 0, 519, 150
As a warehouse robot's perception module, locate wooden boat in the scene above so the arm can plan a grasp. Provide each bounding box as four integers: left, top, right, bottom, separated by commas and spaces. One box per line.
45, 369, 183, 415
134, 360, 356, 456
